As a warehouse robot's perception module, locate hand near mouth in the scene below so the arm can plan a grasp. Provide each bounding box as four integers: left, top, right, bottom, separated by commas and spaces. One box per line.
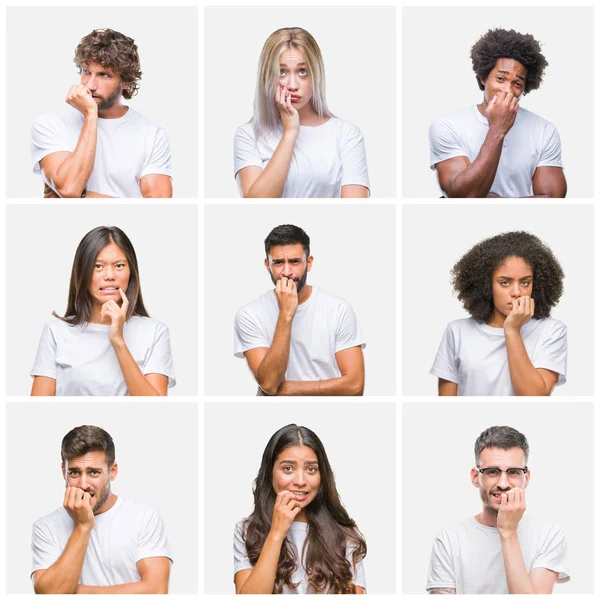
496, 487, 526, 537
100, 288, 129, 346
63, 486, 95, 530
269, 490, 303, 540
504, 296, 534, 333
274, 84, 300, 136
65, 83, 98, 118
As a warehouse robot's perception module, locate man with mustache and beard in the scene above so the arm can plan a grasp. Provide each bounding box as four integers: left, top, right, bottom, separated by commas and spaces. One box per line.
426, 426, 569, 594
234, 224, 365, 396
31, 426, 171, 594
30, 29, 172, 198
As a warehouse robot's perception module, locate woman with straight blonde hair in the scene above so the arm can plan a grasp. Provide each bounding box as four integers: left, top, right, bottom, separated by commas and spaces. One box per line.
234, 27, 369, 199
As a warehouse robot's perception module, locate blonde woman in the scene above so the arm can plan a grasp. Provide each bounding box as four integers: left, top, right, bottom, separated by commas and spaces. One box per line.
234, 28, 370, 199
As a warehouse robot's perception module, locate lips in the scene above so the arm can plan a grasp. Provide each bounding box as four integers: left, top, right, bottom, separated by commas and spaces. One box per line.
100, 286, 119, 294
290, 95, 301, 102
290, 490, 309, 498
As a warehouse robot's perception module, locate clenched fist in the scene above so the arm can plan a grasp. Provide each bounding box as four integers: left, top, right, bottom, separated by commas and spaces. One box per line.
504, 296, 534, 333
275, 277, 298, 320
65, 84, 98, 117
497, 487, 526, 537
485, 91, 518, 136
63, 486, 95, 530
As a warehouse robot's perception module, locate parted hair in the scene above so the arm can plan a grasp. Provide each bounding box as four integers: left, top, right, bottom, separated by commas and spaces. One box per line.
61, 425, 116, 467
470, 28, 548, 95
54, 226, 149, 326
451, 231, 564, 323
253, 27, 332, 139
74, 28, 142, 99
474, 426, 529, 464
242, 424, 367, 593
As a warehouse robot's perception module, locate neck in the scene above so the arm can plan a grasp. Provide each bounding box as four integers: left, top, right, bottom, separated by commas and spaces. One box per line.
486, 308, 506, 328
95, 492, 118, 516
98, 103, 128, 120
294, 508, 308, 523
297, 284, 313, 305
476, 505, 499, 528
297, 103, 327, 127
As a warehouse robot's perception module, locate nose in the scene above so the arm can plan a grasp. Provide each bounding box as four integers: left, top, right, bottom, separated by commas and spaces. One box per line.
510, 282, 521, 297
286, 72, 299, 92
497, 470, 511, 488
104, 266, 115, 280
293, 469, 306, 487
282, 261, 294, 278
83, 74, 96, 91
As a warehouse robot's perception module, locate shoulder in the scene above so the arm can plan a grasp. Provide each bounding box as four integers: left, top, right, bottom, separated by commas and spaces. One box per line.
235, 121, 257, 140
119, 497, 164, 521
125, 108, 162, 130
520, 515, 566, 538
33, 106, 80, 127
42, 318, 72, 336
329, 117, 363, 138
430, 106, 476, 131
516, 107, 559, 135
445, 317, 477, 333
128, 315, 170, 333
33, 506, 68, 531
313, 286, 350, 308
236, 290, 274, 319
531, 317, 566, 334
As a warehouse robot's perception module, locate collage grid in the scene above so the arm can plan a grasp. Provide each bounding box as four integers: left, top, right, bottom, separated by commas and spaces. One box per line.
0, 0, 598, 597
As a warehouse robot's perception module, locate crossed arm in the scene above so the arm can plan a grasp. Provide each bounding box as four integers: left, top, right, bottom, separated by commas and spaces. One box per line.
41, 152, 172, 198
244, 345, 364, 396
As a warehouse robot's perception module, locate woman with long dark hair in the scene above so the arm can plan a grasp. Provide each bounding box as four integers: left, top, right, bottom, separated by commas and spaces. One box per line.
30, 225, 175, 396
234, 424, 366, 594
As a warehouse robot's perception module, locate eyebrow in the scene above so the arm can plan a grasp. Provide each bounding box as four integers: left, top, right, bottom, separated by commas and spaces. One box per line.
497, 69, 526, 82
279, 62, 307, 67
496, 275, 532, 280
95, 258, 127, 263
67, 466, 104, 471
279, 459, 319, 465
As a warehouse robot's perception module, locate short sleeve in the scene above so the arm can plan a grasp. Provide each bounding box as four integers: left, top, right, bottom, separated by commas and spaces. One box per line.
234, 124, 263, 179
339, 122, 370, 192
426, 531, 456, 591
233, 521, 253, 575
538, 122, 563, 168
30, 323, 58, 380
137, 506, 173, 564
531, 525, 570, 583
430, 323, 459, 384
143, 321, 176, 388
140, 126, 172, 179
429, 117, 466, 170
30, 114, 73, 175
533, 321, 567, 386
234, 307, 270, 358
335, 301, 366, 353
31, 520, 61, 576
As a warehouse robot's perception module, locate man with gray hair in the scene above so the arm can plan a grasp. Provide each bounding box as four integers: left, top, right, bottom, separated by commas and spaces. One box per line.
426, 425, 569, 594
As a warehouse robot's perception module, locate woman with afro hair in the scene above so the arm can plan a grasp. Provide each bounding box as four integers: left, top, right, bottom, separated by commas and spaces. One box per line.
429, 28, 566, 199
430, 231, 567, 396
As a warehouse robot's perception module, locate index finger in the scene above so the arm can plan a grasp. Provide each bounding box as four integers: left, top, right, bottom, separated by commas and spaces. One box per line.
119, 287, 129, 306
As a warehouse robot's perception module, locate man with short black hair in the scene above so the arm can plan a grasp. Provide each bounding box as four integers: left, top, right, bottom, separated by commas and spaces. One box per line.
31, 425, 171, 594
31, 28, 172, 198
429, 28, 566, 198
426, 425, 569, 594
234, 224, 365, 396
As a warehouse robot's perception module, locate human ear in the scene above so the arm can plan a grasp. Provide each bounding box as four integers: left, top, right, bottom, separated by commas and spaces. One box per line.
110, 462, 119, 481
470, 467, 480, 488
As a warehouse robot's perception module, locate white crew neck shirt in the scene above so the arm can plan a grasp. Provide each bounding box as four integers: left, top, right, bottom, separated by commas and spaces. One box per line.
234, 286, 365, 394
31, 105, 172, 198
234, 520, 366, 593
31, 316, 176, 396
429, 105, 563, 197
31, 496, 172, 587
430, 317, 567, 396
427, 515, 570, 594
234, 117, 370, 197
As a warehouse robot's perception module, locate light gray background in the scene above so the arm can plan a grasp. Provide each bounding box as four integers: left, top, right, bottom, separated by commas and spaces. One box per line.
7, 6, 198, 198
204, 204, 396, 396
402, 6, 594, 198
402, 402, 594, 594
5, 401, 198, 594
204, 401, 396, 594
402, 204, 594, 396
6, 204, 198, 396
204, 6, 396, 198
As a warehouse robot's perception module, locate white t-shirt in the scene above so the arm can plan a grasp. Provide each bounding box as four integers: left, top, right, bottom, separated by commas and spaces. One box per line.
31, 316, 176, 396
31, 496, 172, 587
429, 105, 563, 197
234, 286, 365, 393
427, 515, 570, 594
233, 520, 366, 594
31, 105, 172, 198
234, 117, 370, 197
430, 317, 567, 396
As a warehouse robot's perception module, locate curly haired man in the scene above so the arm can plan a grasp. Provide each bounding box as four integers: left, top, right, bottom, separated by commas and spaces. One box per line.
30, 29, 172, 198
429, 28, 566, 198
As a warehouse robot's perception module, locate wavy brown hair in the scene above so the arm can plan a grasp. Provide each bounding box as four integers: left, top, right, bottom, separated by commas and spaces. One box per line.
243, 424, 366, 593
74, 29, 142, 99
54, 226, 149, 326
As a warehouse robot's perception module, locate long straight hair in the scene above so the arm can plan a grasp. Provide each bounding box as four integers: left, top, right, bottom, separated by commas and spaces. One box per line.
54, 226, 149, 325
243, 424, 366, 593
253, 28, 333, 139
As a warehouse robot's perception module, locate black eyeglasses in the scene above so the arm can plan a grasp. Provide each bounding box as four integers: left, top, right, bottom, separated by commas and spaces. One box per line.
478, 467, 528, 481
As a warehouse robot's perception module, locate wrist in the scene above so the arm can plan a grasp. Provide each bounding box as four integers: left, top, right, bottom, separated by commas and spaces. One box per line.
498, 528, 518, 541
84, 111, 98, 121
110, 335, 126, 349
75, 522, 93, 533
487, 127, 507, 141
266, 529, 287, 545
503, 324, 521, 335
282, 129, 299, 141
